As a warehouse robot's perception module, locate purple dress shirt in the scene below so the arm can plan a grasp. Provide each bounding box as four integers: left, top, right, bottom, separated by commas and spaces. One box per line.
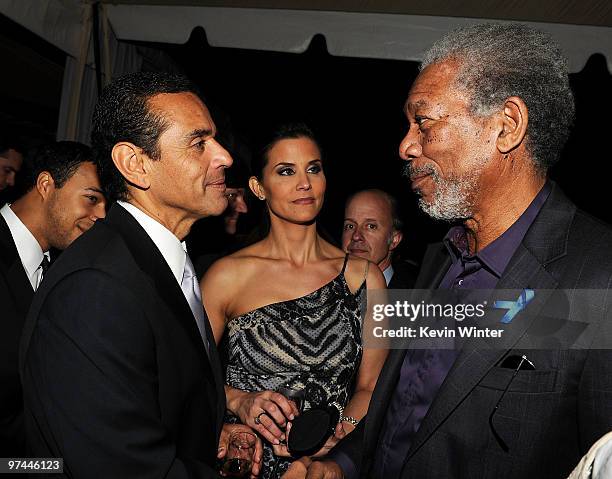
336, 183, 551, 479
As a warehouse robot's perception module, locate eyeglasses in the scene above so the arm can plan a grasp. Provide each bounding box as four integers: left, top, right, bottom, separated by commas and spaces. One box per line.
489, 354, 535, 452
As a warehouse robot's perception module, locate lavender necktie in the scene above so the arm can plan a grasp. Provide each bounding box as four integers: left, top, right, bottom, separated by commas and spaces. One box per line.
180, 254, 210, 356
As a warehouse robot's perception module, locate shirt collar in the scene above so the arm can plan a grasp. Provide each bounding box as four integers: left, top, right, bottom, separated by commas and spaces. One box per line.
117, 201, 187, 284
0, 203, 45, 289
383, 264, 394, 286
443, 181, 552, 278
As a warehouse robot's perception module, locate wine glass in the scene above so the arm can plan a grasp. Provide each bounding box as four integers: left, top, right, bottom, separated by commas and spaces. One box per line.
221, 431, 256, 477
276, 385, 305, 413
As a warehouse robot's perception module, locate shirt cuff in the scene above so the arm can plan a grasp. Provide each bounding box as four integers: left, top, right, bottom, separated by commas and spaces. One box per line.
327, 448, 358, 479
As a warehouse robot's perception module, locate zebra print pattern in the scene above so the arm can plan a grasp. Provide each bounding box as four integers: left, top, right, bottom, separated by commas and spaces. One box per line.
225, 265, 366, 478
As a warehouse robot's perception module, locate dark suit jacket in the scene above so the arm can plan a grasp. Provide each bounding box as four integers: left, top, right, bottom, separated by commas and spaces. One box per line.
335, 183, 612, 478
0, 215, 33, 456
388, 259, 420, 290
20, 204, 226, 478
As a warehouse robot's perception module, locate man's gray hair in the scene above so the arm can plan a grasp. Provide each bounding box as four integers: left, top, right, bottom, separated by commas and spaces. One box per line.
421, 23, 575, 172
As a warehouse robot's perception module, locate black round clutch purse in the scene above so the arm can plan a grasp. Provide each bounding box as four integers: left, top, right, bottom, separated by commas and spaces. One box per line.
287, 404, 340, 457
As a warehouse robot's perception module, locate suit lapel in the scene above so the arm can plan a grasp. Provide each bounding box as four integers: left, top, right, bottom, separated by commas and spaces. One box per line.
0, 215, 34, 317
105, 205, 224, 429
200, 308, 225, 437
362, 348, 406, 458
403, 182, 575, 463
414, 243, 450, 289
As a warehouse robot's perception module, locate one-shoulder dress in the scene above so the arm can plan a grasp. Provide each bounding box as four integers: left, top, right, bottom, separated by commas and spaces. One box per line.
225, 255, 366, 478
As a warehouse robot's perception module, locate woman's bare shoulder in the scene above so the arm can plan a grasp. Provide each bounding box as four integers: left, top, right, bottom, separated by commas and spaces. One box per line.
225, 241, 268, 260
201, 242, 267, 286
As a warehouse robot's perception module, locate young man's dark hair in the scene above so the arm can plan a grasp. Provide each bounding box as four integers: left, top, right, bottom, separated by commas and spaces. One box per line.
21, 141, 93, 192
91, 72, 200, 202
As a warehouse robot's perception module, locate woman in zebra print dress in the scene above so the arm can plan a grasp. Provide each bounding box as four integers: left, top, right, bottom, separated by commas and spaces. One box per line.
201, 123, 387, 478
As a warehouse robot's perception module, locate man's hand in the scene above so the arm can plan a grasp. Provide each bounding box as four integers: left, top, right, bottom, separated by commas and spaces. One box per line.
281, 457, 311, 479
218, 423, 263, 478
281, 459, 344, 479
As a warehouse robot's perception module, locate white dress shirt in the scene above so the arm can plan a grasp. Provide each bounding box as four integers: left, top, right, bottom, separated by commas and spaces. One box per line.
382, 264, 394, 286
117, 201, 188, 284
0, 203, 49, 290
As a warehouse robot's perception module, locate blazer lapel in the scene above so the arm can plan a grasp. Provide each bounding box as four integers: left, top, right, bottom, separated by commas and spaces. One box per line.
362, 348, 407, 458
200, 309, 225, 437
0, 215, 34, 316
414, 243, 450, 289
404, 181, 575, 463
105, 206, 222, 407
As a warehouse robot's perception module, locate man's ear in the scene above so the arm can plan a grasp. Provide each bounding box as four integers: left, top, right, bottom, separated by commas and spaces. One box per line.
36, 171, 55, 200
248, 176, 265, 200
497, 96, 528, 154
389, 230, 403, 252
111, 142, 151, 190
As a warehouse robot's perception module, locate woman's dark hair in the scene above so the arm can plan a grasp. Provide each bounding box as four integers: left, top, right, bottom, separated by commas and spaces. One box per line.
252, 122, 322, 180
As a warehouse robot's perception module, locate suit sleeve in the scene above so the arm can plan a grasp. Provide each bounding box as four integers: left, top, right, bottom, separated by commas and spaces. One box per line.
327, 420, 366, 478
22, 270, 220, 478
0, 274, 26, 455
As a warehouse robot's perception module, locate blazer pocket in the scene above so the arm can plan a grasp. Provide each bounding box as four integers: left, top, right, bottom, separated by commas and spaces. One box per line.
477, 366, 559, 393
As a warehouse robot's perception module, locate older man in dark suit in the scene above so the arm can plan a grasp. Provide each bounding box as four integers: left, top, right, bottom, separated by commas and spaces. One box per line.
20, 73, 261, 477
1, 141, 105, 456
285, 23, 612, 479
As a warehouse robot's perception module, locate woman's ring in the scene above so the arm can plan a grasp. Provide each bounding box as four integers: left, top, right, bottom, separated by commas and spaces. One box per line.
254, 412, 267, 425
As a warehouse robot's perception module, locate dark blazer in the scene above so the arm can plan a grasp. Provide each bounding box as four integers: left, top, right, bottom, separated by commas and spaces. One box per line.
387, 259, 420, 290
336, 183, 612, 478
20, 204, 226, 478
0, 215, 33, 456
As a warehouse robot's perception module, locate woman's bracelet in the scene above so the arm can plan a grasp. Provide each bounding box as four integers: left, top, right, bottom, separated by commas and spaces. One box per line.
340, 415, 359, 427
330, 401, 359, 426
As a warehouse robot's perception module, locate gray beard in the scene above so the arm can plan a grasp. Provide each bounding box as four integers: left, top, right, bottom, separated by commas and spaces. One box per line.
404, 163, 479, 221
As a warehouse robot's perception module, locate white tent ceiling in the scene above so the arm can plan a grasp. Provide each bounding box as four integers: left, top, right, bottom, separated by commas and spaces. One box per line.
1, 0, 611, 72
98, 0, 612, 27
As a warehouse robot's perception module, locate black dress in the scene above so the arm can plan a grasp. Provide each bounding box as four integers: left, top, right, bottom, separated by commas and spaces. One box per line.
225, 255, 366, 478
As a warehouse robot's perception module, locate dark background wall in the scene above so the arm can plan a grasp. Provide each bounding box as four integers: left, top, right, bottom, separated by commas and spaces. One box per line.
0, 14, 65, 137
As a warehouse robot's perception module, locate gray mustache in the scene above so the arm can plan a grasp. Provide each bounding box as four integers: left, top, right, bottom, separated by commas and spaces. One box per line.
402, 163, 437, 180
